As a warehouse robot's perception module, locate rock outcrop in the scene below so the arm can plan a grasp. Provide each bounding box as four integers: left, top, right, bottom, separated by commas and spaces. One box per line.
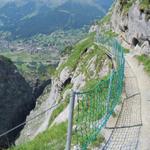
0, 56, 34, 149
111, 0, 150, 54
16, 37, 112, 144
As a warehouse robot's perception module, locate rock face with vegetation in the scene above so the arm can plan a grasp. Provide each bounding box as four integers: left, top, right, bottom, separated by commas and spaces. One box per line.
0, 56, 34, 148
0, 56, 53, 149
14, 32, 112, 149
8, 0, 150, 150
111, 0, 150, 54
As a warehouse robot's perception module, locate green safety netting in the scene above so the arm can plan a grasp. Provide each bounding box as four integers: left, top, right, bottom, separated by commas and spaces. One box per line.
71, 35, 125, 150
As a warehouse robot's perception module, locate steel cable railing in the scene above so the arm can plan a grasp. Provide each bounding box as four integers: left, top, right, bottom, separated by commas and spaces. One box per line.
0, 100, 68, 150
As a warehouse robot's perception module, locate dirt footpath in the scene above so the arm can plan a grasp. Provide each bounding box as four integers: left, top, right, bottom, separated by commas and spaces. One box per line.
126, 53, 150, 150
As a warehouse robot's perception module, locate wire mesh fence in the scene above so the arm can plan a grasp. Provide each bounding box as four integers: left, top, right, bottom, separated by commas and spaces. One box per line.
0, 35, 125, 150
70, 35, 125, 150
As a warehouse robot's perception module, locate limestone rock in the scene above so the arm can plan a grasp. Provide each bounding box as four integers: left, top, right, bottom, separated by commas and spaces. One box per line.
111, 1, 150, 54
89, 25, 99, 33
141, 41, 150, 55
88, 55, 97, 78
99, 59, 110, 78
71, 74, 86, 91
60, 67, 71, 83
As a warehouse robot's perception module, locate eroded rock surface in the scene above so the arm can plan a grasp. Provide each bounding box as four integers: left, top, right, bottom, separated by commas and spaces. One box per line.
111, 1, 150, 54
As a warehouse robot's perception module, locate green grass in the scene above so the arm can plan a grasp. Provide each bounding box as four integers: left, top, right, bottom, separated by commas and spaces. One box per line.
83, 79, 100, 91
104, 30, 118, 38
88, 134, 105, 149
72, 76, 109, 148
139, 0, 150, 20
137, 54, 150, 74
10, 122, 67, 150
76, 44, 108, 82
97, 13, 111, 25
139, 0, 150, 10
120, 0, 150, 14
120, 0, 136, 14
123, 47, 130, 53
70, 43, 110, 148
16, 62, 55, 81
48, 99, 69, 126
49, 83, 72, 126
55, 32, 96, 77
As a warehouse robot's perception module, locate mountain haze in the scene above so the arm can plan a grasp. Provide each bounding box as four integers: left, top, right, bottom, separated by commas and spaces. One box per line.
0, 0, 113, 38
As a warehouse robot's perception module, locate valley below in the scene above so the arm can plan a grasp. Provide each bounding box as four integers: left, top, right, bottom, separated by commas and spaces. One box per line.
0, 0, 117, 149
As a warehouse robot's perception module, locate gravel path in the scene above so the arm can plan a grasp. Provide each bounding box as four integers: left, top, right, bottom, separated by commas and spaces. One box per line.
101, 54, 143, 150
126, 53, 150, 150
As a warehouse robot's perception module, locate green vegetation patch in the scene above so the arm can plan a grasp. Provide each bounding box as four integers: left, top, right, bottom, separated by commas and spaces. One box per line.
139, 0, 150, 10
88, 134, 105, 149
49, 99, 70, 126
120, 0, 136, 14
137, 54, 150, 74
123, 47, 130, 53
31, 29, 87, 52
139, 0, 150, 21
78, 44, 106, 80
10, 122, 67, 150
0, 55, 12, 65
0, 51, 53, 63
49, 83, 72, 126
72, 76, 109, 148
83, 79, 100, 91
97, 13, 111, 26
104, 30, 118, 38
0, 51, 56, 81
55, 32, 96, 77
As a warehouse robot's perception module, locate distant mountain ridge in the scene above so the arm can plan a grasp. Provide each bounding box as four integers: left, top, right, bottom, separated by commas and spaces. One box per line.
0, 0, 113, 38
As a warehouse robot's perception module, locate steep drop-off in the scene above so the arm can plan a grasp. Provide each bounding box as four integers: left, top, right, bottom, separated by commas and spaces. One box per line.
14, 32, 112, 149
0, 56, 34, 149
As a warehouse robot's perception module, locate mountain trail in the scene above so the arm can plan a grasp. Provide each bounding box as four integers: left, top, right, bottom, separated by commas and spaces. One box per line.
126, 53, 150, 150
101, 52, 150, 150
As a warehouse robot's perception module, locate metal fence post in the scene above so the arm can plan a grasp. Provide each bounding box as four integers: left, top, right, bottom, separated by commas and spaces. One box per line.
66, 91, 75, 150
106, 70, 113, 115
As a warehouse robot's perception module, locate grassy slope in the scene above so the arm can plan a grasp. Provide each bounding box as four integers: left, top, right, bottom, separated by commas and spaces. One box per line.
137, 54, 150, 74
10, 122, 67, 150
10, 31, 109, 149
55, 32, 96, 77
139, 0, 150, 9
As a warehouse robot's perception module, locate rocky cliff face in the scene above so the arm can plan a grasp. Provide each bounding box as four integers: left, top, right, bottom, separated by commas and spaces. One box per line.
7, 0, 150, 149
111, 0, 150, 54
0, 56, 34, 148
16, 34, 112, 144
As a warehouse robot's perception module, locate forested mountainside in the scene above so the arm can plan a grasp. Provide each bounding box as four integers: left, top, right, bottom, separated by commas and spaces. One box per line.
0, 0, 113, 38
